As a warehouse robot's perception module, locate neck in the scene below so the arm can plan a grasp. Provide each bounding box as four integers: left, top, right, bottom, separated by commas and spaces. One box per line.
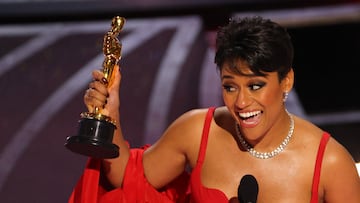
235, 109, 294, 159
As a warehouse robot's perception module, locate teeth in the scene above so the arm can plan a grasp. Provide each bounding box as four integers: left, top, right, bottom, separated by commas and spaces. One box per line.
239, 111, 261, 119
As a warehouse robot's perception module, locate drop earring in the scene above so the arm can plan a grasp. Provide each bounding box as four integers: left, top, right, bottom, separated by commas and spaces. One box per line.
283, 92, 289, 102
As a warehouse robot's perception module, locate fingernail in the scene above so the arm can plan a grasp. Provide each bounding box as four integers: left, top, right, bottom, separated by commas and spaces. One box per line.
101, 77, 108, 85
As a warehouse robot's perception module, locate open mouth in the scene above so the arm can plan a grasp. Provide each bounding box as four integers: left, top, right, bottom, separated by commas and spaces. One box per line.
238, 111, 262, 126
238, 110, 262, 120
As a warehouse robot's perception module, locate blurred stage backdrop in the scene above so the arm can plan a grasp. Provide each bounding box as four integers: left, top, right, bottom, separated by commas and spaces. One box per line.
0, 0, 359, 202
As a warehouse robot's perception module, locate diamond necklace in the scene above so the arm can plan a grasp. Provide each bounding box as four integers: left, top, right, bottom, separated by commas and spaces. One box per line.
235, 110, 294, 159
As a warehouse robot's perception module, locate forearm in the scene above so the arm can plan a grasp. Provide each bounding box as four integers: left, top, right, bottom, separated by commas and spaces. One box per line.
102, 111, 131, 188
85, 65, 132, 188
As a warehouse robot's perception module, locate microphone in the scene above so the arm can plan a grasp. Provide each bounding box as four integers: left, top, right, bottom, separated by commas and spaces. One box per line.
238, 174, 259, 203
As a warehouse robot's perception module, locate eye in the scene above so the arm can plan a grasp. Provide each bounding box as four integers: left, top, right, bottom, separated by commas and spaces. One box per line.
249, 82, 265, 91
223, 84, 236, 92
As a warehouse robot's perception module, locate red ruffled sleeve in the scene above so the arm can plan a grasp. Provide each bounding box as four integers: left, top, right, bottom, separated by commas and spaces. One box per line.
68, 146, 191, 203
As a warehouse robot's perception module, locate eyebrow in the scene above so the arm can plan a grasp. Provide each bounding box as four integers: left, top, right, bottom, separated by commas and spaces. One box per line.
221, 75, 235, 81
221, 72, 260, 81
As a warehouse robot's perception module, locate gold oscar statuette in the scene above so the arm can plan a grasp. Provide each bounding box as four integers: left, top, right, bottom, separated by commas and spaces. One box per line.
65, 16, 126, 158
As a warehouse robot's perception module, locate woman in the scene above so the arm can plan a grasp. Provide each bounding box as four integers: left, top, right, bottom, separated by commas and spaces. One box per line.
69, 16, 360, 203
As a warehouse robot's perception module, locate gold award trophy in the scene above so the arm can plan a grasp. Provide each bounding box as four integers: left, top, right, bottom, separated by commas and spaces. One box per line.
65, 16, 125, 158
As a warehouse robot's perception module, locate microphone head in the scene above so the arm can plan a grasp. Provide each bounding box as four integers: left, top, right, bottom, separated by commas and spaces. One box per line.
238, 174, 259, 203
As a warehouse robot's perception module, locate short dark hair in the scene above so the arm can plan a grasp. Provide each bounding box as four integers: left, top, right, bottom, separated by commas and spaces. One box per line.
214, 16, 294, 81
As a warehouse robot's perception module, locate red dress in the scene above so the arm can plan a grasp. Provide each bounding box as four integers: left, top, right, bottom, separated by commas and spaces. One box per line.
68, 146, 190, 203
190, 107, 330, 203
68, 107, 330, 203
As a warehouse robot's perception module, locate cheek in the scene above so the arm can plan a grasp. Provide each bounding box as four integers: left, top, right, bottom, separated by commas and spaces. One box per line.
259, 88, 282, 105
222, 91, 235, 106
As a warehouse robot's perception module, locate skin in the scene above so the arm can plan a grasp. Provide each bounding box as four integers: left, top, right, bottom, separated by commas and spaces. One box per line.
85, 61, 360, 202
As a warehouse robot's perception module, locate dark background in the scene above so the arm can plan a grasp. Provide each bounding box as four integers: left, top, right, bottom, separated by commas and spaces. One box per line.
0, 0, 359, 202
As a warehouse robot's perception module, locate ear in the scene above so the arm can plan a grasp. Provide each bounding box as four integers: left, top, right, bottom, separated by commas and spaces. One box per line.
281, 68, 294, 93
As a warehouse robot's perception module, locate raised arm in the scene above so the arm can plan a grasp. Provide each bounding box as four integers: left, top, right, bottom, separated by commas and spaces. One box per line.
84, 65, 130, 188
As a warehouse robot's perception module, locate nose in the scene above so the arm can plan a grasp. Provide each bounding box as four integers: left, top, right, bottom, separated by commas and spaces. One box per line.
235, 90, 252, 109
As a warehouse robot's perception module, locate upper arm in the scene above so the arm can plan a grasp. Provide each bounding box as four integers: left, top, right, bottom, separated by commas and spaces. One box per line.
142, 108, 207, 189
322, 137, 360, 203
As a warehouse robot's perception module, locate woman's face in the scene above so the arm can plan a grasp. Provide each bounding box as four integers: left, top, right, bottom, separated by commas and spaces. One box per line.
221, 60, 293, 142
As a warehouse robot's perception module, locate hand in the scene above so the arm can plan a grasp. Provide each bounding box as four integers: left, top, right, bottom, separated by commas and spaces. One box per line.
84, 65, 121, 117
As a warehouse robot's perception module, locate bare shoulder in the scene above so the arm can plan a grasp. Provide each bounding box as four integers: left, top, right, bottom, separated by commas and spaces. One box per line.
150, 107, 215, 151
291, 114, 360, 201
168, 107, 213, 133
291, 114, 323, 137
297, 115, 360, 201
290, 114, 324, 149
321, 134, 360, 202
172, 106, 231, 132
322, 134, 359, 177
142, 107, 216, 188
292, 114, 356, 166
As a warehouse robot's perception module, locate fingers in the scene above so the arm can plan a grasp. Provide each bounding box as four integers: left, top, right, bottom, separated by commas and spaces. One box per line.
84, 87, 108, 109
84, 74, 109, 112
84, 66, 121, 114
89, 79, 109, 97
92, 66, 120, 89
92, 70, 105, 82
